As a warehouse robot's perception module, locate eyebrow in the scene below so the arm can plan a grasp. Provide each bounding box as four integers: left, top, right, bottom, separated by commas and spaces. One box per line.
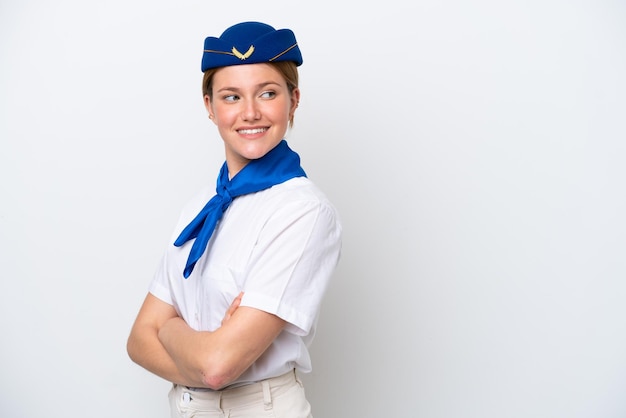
216, 81, 282, 94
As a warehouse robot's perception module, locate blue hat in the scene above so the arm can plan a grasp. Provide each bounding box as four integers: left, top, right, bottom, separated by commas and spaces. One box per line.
201, 21, 303, 72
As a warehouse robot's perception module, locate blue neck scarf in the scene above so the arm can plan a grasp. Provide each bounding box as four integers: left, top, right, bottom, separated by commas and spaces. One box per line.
174, 140, 307, 278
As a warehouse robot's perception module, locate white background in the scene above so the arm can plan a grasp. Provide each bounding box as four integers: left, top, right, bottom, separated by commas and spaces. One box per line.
1, 1, 625, 417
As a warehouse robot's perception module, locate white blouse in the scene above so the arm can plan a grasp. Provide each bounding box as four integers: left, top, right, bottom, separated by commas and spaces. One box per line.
149, 177, 342, 385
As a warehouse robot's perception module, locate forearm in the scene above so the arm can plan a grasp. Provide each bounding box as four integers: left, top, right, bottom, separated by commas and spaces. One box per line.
127, 323, 197, 387
159, 308, 285, 390
158, 317, 220, 388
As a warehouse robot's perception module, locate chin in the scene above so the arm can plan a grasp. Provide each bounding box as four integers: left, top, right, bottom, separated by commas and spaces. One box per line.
242, 141, 280, 160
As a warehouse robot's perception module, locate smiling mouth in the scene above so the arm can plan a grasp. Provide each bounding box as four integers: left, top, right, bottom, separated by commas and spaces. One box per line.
238, 128, 268, 134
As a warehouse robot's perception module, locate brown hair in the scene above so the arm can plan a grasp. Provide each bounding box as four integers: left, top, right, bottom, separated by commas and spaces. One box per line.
202, 61, 300, 126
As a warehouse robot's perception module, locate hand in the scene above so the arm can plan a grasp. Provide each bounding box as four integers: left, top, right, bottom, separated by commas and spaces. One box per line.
222, 292, 244, 326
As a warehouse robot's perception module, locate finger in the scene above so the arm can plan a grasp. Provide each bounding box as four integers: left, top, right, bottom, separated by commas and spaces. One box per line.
230, 292, 243, 310
222, 292, 244, 325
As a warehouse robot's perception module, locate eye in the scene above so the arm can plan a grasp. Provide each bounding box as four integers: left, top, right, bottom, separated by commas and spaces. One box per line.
260, 91, 276, 99
223, 94, 239, 102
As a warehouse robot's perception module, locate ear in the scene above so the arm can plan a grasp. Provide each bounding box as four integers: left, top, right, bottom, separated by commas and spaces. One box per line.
204, 95, 216, 124
289, 88, 301, 120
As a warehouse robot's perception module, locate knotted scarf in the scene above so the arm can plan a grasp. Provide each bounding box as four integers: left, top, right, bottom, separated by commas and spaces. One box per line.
174, 140, 307, 278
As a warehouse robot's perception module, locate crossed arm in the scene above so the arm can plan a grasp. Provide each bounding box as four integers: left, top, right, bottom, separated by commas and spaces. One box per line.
126, 292, 286, 390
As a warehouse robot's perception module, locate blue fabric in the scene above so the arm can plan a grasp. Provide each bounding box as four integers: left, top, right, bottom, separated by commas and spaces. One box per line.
174, 140, 307, 278
201, 21, 303, 72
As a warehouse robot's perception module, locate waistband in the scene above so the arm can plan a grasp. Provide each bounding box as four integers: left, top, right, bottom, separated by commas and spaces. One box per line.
173, 369, 299, 410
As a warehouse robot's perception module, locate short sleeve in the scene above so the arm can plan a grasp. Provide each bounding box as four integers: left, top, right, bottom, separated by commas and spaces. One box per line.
240, 198, 342, 336
149, 251, 175, 306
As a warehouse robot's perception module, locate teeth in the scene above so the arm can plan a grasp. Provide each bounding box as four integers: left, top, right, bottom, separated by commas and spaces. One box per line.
239, 128, 266, 134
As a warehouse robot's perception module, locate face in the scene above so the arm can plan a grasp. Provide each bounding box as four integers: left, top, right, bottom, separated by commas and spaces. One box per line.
205, 63, 300, 177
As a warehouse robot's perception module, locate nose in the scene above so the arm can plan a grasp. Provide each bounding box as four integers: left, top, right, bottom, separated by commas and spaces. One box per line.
241, 99, 261, 121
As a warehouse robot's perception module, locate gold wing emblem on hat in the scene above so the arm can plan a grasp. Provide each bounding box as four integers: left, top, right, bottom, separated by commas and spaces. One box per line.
232, 45, 255, 60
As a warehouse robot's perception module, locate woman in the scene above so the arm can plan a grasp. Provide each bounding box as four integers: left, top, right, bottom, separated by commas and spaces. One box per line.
127, 21, 342, 417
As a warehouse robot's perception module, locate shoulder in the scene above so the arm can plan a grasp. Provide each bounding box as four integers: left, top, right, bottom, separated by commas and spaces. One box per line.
259, 177, 340, 222
267, 177, 335, 207
262, 177, 342, 236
